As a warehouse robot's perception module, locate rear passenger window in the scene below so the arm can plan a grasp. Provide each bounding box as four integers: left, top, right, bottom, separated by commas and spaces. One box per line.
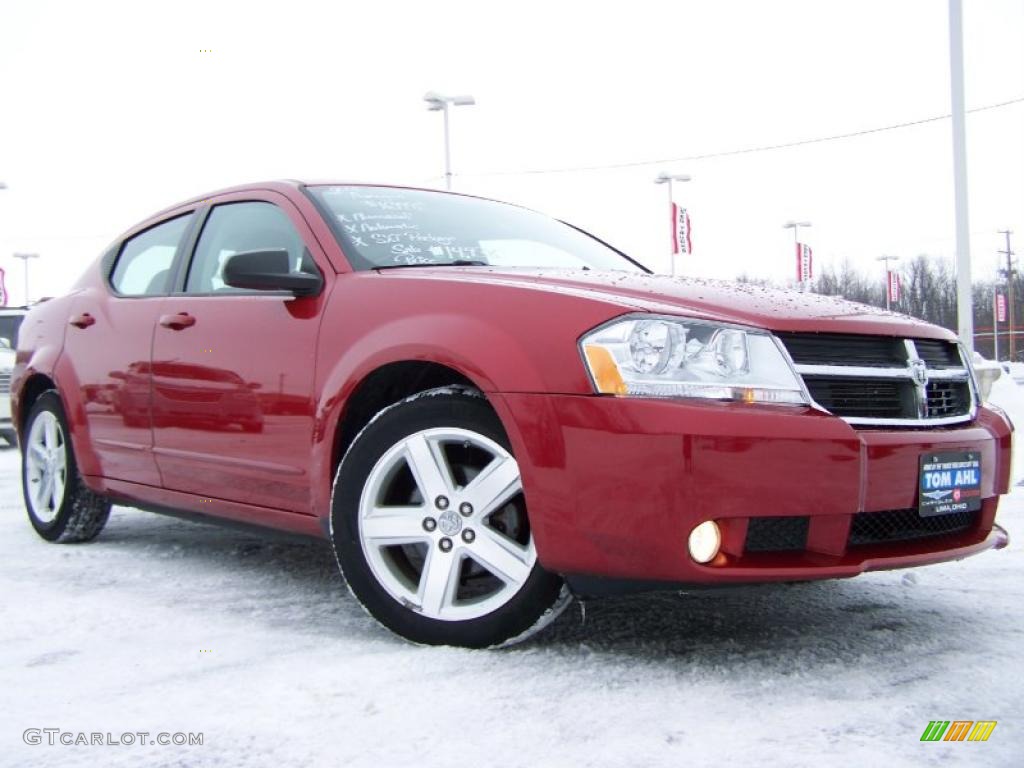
111, 214, 193, 296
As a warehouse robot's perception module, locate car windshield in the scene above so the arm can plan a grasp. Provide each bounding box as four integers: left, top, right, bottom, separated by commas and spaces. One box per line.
306, 185, 646, 273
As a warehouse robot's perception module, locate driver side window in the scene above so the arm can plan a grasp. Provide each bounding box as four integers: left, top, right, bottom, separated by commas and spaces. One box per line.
185, 202, 315, 294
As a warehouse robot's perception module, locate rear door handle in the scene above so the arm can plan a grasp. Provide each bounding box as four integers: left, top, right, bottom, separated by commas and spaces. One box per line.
69, 313, 95, 329
158, 312, 196, 330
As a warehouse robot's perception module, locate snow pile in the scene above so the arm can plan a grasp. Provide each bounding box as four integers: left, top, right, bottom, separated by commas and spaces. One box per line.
987, 375, 1024, 485
1, 385, 1024, 766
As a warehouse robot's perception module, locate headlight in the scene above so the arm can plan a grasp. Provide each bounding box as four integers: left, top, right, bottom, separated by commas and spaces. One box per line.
580, 316, 808, 405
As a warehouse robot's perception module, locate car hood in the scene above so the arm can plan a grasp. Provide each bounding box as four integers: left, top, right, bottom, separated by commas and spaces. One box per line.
377, 267, 955, 340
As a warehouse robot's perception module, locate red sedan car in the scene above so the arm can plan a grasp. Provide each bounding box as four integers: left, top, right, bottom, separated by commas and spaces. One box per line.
11, 182, 1012, 647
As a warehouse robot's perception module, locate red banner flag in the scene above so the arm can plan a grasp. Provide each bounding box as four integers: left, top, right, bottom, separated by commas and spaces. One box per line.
887, 270, 900, 304
795, 243, 812, 282
671, 203, 691, 255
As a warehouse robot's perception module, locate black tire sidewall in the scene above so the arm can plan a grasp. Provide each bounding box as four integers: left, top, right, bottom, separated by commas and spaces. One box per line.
22, 392, 86, 541
331, 392, 563, 648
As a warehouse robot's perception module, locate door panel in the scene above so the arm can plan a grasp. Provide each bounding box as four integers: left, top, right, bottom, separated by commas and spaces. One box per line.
150, 198, 325, 514
61, 213, 195, 484
63, 294, 164, 484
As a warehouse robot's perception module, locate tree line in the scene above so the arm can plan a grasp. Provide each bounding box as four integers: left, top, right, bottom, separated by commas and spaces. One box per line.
740, 255, 1021, 361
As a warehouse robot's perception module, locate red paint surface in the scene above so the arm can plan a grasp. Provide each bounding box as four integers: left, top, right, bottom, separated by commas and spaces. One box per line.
10, 181, 1013, 585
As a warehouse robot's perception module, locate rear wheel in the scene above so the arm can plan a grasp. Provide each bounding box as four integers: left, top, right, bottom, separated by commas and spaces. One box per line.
331, 389, 569, 647
22, 391, 111, 542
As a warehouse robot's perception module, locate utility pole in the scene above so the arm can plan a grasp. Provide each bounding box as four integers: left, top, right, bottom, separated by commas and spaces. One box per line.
999, 230, 1016, 360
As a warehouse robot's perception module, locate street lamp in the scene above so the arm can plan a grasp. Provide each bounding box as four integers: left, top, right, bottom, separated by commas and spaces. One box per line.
948, 0, 973, 351
424, 91, 476, 191
783, 221, 812, 290
654, 171, 692, 276
877, 255, 900, 311
13, 252, 39, 306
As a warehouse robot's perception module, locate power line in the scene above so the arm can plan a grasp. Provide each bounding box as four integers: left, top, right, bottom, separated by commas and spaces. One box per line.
459, 95, 1024, 178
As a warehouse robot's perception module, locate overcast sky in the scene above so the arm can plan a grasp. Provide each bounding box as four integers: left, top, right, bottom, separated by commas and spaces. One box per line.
0, 0, 1021, 304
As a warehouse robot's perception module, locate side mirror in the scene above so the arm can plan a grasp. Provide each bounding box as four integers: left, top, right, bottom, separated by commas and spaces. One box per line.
222, 249, 323, 297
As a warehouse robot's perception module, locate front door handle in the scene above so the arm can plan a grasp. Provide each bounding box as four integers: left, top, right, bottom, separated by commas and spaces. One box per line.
69, 313, 95, 329
158, 312, 196, 330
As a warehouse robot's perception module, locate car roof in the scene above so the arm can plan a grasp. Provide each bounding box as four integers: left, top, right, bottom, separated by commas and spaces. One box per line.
148, 180, 503, 222
118, 181, 531, 248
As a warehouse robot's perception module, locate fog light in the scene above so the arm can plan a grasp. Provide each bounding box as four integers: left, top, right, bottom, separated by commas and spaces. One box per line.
688, 521, 721, 563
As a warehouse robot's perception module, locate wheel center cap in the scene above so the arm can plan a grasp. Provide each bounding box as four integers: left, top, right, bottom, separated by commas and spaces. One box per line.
437, 509, 462, 536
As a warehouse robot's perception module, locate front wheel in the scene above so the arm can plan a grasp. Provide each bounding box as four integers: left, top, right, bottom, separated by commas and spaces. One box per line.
22, 391, 111, 542
331, 389, 569, 647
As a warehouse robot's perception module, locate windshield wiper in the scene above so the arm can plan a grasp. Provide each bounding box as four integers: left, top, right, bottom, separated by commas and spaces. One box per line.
374, 260, 489, 270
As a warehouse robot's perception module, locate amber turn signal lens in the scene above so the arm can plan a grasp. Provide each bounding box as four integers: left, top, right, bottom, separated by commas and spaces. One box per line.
583, 344, 628, 396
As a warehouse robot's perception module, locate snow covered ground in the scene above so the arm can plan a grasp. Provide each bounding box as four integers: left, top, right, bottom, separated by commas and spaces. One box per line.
2, 392, 1023, 767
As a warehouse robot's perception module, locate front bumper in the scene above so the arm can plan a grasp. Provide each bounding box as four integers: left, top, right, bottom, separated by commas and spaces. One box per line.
493, 394, 1012, 584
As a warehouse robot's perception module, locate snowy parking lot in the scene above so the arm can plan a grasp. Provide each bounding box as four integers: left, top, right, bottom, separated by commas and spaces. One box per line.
1, 408, 1022, 767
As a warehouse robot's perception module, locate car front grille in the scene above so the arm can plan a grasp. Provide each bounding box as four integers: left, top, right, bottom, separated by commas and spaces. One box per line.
741, 508, 979, 554
848, 507, 979, 547
744, 516, 810, 553
777, 334, 975, 426
0, 370, 11, 395
926, 380, 972, 418
803, 376, 909, 419
776, 332, 905, 367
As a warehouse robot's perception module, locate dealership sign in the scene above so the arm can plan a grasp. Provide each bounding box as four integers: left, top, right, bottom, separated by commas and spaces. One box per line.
671, 203, 691, 255
997, 293, 1007, 323
795, 243, 812, 282
887, 270, 900, 304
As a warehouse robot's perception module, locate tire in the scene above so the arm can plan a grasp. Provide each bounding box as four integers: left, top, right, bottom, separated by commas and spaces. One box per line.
0, 428, 17, 447
331, 388, 569, 648
22, 391, 111, 543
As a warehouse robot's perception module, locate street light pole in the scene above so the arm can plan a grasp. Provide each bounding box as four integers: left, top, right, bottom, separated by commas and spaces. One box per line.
783, 221, 812, 291
948, 0, 974, 351
654, 171, 691, 276
877, 255, 900, 311
13, 252, 39, 306
424, 91, 476, 191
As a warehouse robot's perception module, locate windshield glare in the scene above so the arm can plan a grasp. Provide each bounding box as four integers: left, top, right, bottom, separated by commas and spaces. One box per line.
307, 185, 645, 273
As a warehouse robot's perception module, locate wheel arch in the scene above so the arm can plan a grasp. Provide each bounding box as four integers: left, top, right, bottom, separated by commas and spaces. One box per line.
16, 372, 60, 437
328, 360, 489, 476
16, 355, 104, 482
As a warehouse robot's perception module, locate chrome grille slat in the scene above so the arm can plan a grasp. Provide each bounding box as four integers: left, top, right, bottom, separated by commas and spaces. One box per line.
0, 371, 12, 395
778, 334, 976, 427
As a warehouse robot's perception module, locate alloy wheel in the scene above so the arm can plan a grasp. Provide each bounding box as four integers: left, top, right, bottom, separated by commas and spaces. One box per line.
357, 427, 536, 621
25, 410, 67, 523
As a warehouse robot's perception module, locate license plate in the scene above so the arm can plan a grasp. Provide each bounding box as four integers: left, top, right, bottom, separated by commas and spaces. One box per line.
918, 451, 982, 517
